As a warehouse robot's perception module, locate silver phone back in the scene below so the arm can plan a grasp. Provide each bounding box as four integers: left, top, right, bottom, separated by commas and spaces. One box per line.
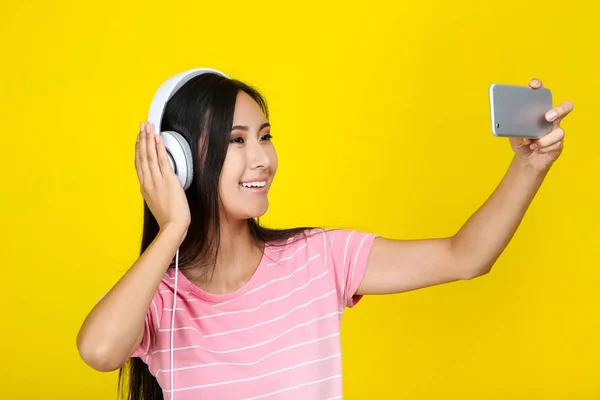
489, 84, 553, 138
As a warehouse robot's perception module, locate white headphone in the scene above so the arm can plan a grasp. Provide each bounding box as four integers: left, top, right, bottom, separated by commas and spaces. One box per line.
146, 68, 230, 397
147, 67, 230, 190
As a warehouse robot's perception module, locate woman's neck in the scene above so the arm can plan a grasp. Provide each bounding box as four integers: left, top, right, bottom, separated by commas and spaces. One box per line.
188, 218, 264, 294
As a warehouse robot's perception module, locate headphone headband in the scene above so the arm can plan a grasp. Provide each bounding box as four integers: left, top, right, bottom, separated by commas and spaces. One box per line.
147, 67, 230, 132
145, 68, 230, 190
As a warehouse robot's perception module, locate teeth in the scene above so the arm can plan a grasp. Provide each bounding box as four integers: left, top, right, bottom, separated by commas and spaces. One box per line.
240, 181, 266, 188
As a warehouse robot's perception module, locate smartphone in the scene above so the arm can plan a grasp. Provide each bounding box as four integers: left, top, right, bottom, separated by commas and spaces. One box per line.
489, 83, 554, 139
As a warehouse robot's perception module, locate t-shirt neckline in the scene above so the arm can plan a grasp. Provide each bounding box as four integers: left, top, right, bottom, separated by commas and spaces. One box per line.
169, 244, 271, 303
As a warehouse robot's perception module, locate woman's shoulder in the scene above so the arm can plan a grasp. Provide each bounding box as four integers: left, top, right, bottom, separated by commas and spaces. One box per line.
264, 227, 373, 254
263, 227, 325, 247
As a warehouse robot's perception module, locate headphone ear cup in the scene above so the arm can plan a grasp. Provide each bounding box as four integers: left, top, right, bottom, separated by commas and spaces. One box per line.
159, 131, 194, 190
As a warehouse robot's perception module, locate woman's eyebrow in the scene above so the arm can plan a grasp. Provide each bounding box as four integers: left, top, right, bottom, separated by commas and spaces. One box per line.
231, 122, 271, 132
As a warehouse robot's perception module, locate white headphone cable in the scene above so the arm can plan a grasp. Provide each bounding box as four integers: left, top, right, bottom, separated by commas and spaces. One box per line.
170, 248, 179, 399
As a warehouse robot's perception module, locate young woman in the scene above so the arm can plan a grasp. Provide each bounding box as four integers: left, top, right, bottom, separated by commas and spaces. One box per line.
76, 70, 573, 400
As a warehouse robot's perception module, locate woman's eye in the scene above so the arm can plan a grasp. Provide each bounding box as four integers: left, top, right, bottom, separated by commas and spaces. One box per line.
230, 137, 244, 144
261, 134, 273, 141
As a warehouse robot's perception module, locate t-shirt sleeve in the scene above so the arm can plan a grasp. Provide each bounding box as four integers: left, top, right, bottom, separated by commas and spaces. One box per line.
319, 229, 377, 308
131, 289, 164, 359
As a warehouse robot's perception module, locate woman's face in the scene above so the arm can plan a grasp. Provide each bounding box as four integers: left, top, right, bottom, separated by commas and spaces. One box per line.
218, 91, 278, 221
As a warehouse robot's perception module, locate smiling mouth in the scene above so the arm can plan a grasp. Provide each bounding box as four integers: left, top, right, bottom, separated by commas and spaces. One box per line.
239, 181, 267, 188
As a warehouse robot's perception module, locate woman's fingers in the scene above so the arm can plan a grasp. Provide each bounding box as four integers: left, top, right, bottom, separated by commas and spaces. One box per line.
145, 124, 163, 181
545, 100, 574, 124
138, 123, 152, 190
537, 140, 563, 154
135, 123, 144, 184
155, 132, 173, 176
533, 127, 565, 150
529, 78, 544, 89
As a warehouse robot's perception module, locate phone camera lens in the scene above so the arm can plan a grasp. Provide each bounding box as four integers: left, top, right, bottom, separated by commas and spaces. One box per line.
496, 123, 500, 129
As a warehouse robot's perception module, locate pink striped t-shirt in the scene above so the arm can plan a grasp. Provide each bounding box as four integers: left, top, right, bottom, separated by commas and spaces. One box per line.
132, 228, 377, 399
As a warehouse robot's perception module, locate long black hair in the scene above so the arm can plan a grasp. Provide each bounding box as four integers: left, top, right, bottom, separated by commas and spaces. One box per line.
118, 73, 312, 400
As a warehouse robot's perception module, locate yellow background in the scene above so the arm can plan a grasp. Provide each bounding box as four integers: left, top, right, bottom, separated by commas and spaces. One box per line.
1, 0, 598, 398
